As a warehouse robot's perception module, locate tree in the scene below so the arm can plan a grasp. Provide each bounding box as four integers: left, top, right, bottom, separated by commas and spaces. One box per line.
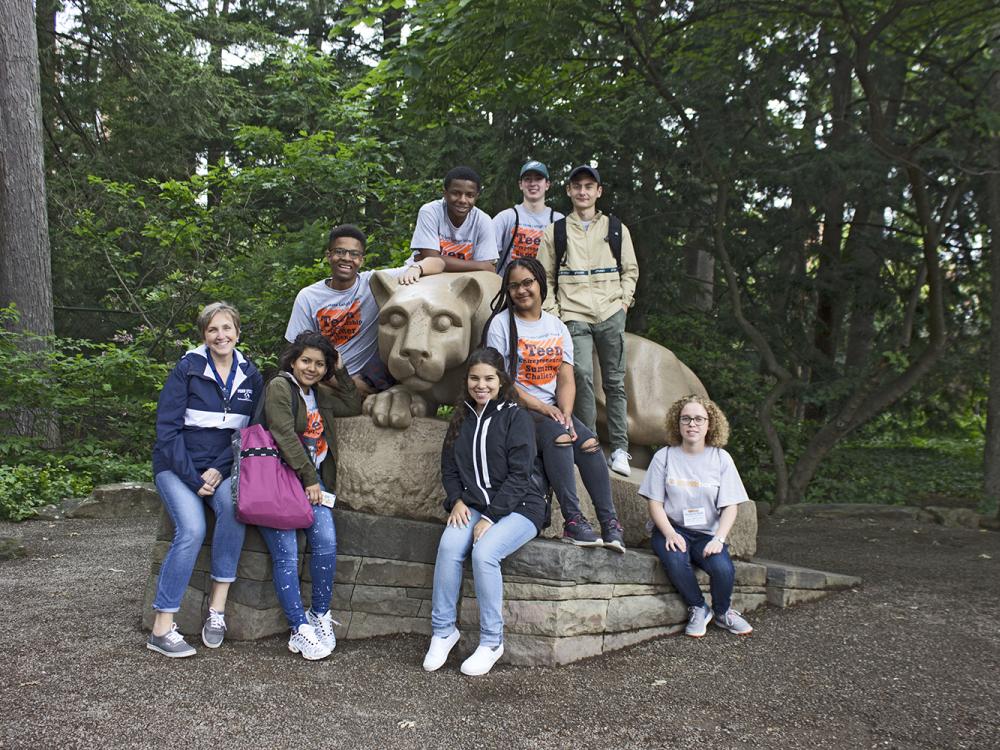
1, 0, 54, 339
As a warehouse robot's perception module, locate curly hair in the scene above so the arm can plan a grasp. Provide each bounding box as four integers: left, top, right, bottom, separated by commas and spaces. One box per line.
663, 394, 730, 448
444, 348, 519, 448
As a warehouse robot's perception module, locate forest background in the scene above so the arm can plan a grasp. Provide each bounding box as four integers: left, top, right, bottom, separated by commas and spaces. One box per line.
0, 0, 996, 522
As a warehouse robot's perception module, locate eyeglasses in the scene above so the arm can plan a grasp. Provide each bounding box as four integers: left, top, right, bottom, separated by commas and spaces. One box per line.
506, 278, 537, 293
329, 247, 363, 259
680, 415, 708, 425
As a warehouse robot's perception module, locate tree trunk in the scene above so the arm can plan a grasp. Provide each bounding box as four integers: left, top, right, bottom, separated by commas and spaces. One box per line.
983, 28, 1000, 517
1, 0, 54, 338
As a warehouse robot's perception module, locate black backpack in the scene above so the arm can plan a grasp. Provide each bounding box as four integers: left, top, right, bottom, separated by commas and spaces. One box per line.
552, 214, 623, 297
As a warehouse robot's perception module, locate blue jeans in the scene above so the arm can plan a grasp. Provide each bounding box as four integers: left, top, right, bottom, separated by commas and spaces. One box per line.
431, 509, 537, 648
152, 470, 245, 612
259, 504, 337, 630
650, 526, 735, 615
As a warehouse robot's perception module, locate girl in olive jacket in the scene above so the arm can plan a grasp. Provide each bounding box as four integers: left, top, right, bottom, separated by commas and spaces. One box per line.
260, 332, 362, 661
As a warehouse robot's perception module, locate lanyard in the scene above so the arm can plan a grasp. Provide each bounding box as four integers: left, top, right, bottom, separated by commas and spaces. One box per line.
206, 354, 237, 407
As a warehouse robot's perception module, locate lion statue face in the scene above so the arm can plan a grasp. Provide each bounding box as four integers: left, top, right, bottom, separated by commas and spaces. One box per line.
369, 271, 501, 395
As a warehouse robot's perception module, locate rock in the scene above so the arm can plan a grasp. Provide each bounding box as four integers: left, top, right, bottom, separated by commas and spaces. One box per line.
606, 593, 688, 631
602, 623, 684, 653
336, 510, 441, 565
68, 483, 160, 519
224, 600, 287, 640
773, 502, 936, 523
346, 611, 432, 639
767, 587, 834, 608
350, 584, 423, 617
355, 558, 435, 588
333, 416, 448, 524
924, 506, 981, 529
460, 597, 609, 637
753, 558, 862, 590
980, 515, 1000, 532
0, 536, 27, 560
32, 501, 75, 520
502, 632, 605, 667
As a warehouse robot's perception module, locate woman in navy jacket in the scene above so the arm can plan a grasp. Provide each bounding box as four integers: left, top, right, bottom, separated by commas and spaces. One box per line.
422, 347, 546, 676
146, 302, 263, 658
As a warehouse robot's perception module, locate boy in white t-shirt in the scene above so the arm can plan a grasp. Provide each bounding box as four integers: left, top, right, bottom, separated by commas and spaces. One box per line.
484, 256, 625, 552
638, 394, 753, 637
492, 160, 565, 275
409, 166, 498, 272
285, 224, 445, 396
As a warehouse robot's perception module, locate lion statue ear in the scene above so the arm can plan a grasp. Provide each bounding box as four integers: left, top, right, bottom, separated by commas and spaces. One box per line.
369, 270, 397, 309
447, 274, 485, 320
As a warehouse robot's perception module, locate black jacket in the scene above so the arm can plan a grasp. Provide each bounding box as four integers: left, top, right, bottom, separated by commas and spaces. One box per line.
441, 399, 547, 532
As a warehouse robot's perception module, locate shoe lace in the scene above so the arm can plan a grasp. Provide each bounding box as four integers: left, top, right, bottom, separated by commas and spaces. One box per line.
297, 624, 321, 645
614, 450, 632, 461
607, 518, 623, 533
164, 624, 185, 645
207, 609, 226, 631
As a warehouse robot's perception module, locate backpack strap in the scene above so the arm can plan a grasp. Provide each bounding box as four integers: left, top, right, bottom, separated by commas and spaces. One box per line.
496, 206, 520, 273
553, 217, 568, 299
607, 214, 623, 274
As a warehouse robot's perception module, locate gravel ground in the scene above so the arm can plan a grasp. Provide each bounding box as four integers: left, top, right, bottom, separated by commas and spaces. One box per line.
0, 513, 997, 750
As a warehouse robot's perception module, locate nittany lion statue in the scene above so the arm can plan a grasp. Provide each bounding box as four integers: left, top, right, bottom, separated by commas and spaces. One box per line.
363, 271, 706, 463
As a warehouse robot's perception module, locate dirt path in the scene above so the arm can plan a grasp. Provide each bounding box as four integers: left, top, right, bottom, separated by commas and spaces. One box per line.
0, 513, 997, 749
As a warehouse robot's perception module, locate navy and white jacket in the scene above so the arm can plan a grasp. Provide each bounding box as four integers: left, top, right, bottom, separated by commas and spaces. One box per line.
152, 344, 263, 493
441, 398, 547, 532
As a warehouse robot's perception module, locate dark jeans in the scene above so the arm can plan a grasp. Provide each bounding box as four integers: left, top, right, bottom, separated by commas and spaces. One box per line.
533, 412, 617, 525
650, 525, 735, 615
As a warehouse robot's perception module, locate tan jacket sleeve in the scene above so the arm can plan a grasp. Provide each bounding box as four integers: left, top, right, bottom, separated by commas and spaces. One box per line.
619, 224, 639, 308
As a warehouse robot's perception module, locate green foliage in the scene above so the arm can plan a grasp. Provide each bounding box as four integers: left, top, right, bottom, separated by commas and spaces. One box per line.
0, 463, 93, 522
806, 438, 985, 510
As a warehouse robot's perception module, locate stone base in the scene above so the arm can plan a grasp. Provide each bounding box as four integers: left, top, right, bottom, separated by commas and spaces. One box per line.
752, 558, 862, 609
144, 507, 833, 665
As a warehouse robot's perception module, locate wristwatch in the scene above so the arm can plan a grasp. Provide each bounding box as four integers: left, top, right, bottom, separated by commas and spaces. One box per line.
713, 535, 726, 545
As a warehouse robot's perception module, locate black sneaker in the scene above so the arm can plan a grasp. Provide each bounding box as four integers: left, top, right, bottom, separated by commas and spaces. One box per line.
601, 518, 626, 554
562, 514, 603, 546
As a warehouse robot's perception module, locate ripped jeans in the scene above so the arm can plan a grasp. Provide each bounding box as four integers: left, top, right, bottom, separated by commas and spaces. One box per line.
532, 412, 618, 526
259, 501, 337, 631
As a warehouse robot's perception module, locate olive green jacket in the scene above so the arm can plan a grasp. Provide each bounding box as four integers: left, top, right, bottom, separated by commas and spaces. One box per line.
263, 369, 362, 491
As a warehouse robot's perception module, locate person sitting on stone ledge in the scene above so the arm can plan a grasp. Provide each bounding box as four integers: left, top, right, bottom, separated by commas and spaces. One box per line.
259, 332, 363, 661
483, 257, 625, 552
285, 224, 446, 398
147, 302, 263, 658
423, 347, 546, 676
639, 395, 754, 638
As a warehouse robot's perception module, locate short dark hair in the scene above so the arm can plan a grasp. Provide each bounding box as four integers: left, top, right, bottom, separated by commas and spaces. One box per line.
443, 166, 482, 192
279, 331, 338, 381
327, 224, 367, 251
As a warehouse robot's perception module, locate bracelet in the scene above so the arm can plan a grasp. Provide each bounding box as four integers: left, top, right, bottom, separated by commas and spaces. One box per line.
416, 264, 424, 277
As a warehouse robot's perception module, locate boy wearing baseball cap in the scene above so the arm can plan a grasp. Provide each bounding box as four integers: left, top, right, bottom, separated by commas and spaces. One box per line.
537, 165, 639, 477
492, 160, 565, 275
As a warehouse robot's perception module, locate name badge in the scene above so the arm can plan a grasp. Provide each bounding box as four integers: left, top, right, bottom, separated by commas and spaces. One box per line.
682, 507, 707, 527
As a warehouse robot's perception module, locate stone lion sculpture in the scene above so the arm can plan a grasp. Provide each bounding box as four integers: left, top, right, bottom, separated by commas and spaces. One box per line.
362, 271, 707, 463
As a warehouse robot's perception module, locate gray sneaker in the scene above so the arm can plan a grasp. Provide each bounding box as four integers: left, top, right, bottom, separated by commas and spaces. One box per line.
147, 624, 196, 658
685, 604, 713, 638
601, 518, 626, 554
201, 608, 227, 649
714, 608, 753, 635
562, 514, 603, 547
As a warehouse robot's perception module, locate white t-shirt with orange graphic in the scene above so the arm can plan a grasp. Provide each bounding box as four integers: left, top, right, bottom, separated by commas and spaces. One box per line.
285, 267, 407, 376
486, 309, 574, 406
492, 204, 565, 274
408, 199, 498, 264
298, 388, 328, 470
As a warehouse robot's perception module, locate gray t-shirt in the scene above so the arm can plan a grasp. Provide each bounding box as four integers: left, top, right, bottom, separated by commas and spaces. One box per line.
492, 204, 565, 274
284, 267, 406, 376
638, 446, 749, 535
408, 199, 498, 264
486, 309, 573, 406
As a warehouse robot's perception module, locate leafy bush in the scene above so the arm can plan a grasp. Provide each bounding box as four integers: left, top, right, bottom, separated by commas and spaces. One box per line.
0, 463, 94, 521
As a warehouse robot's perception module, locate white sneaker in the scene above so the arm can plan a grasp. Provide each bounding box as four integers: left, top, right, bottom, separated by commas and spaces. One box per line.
306, 609, 338, 651
460, 643, 504, 676
609, 449, 632, 477
423, 630, 460, 672
714, 608, 753, 635
288, 623, 332, 661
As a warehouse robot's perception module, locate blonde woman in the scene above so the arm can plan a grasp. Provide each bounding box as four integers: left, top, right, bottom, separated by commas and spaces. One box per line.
638, 395, 753, 638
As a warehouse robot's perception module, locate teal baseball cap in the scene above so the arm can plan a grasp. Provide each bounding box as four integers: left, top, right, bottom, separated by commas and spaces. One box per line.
519, 160, 550, 179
